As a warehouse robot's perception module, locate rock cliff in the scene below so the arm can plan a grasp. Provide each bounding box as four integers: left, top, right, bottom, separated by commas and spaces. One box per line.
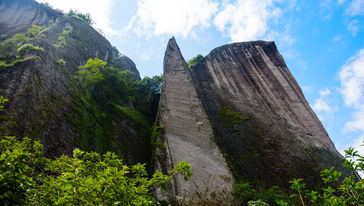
155, 38, 234, 201
0, 0, 145, 163
0, 0, 350, 202
0, 0, 60, 37
190, 41, 347, 188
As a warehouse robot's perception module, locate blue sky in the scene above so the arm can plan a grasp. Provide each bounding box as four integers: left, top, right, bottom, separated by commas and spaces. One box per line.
36, 0, 364, 155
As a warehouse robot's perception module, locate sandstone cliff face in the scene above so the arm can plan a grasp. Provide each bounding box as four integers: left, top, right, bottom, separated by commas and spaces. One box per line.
155, 38, 233, 201
191, 41, 347, 188
0, 0, 60, 37
0, 0, 144, 161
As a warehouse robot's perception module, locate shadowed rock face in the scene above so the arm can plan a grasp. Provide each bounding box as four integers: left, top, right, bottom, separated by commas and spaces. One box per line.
0, 0, 61, 37
155, 38, 234, 201
191, 41, 347, 188
0, 0, 143, 159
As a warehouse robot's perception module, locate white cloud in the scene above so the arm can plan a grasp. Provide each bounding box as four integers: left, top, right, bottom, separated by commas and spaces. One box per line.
339, 49, 364, 108
346, 106, 364, 131
214, 0, 282, 42
127, 0, 218, 38
266, 30, 295, 47
352, 136, 364, 155
333, 35, 342, 41
346, 0, 364, 16
302, 85, 314, 93
347, 20, 360, 36
36, 0, 115, 35
339, 49, 364, 131
312, 88, 332, 112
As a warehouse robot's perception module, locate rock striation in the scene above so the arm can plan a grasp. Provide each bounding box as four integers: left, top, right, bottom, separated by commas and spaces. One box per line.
155, 38, 234, 201
0, 0, 61, 37
190, 41, 348, 188
0, 0, 143, 160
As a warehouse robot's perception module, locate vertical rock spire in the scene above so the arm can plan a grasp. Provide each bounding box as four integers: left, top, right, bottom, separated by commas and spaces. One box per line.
155, 37, 234, 202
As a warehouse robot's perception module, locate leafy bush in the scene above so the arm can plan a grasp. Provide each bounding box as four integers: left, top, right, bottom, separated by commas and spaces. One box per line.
234, 181, 289, 205
248, 200, 269, 206
0, 96, 8, 111
0, 136, 192, 205
77, 58, 106, 87
67, 10, 93, 26
72, 58, 162, 162
53, 24, 73, 48
26, 25, 44, 38
0, 26, 44, 68
283, 146, 363, 206
218, 106, 248, 134
187, 54, 204, 68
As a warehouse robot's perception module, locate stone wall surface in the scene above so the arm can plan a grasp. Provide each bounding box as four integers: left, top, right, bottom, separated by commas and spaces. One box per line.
0, 0, 142, 158
155, 37, 234, 201
191, 41, 348, 188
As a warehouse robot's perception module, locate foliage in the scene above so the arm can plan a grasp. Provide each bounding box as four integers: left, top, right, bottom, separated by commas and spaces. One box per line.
133, 75, 162, 122
53, 24, 73, 48
0, 136, 48, 205
187, 54, 204, 68
115, 105, 148, 127
56, 58, 66, 68
218, 106, 248, 134
281, 146, 364, 206
150, 125, 165, 171
77, 58, 106, 87
0, 26, 44, 68
76, 58, 161, 120
0, 96, 7, 111
71, 58, 162, 164
0, 136, 191, 205
247, 200, 270, 206
26, 25, 44, 38
112, 46, 121, 59
67, 10, 93, 25
234, 180, 289, 205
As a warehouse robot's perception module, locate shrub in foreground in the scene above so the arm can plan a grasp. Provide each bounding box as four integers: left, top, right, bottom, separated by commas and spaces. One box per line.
0, 136, 191, 205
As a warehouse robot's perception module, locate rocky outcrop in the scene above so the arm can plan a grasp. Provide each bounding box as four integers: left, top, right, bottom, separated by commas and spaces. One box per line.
0, 0, 144, 160
155, 38, 234, 201
0, 0, 61, 37
191, 41, 348, 188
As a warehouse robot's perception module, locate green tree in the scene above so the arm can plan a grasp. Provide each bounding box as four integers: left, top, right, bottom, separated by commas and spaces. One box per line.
67, 10, 93, 25
187, 54, 204, 68
282, 145, 364, 206
26, 25, 43, 38
0, 136, 192, 205
77, 58, 106, 87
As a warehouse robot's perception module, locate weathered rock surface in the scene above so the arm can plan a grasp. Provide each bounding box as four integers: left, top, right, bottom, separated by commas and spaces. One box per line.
0, 0, 60, 37
0, 0, 144, 160
155, 38, 234, 201
191, 41, 348, 188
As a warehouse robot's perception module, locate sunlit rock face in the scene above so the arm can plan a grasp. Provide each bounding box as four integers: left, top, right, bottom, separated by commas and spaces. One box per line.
190, 41, 348, 188
155, 37, 234, 202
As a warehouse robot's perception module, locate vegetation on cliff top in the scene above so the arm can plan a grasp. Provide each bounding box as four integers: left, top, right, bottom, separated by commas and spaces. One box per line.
70, 58, 161, 166
0, 25, 45, 68
187, 54, 204, 68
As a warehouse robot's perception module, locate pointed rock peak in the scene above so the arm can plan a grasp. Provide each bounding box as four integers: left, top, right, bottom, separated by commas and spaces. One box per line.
164, 37, 187, 72
165, 37, 181, 56
168, 36, 177, 46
